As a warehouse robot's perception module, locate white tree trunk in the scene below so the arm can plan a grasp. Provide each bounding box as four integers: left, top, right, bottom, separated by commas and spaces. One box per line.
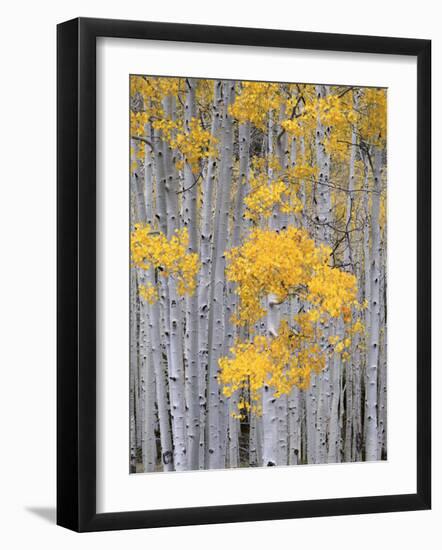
277, 395, 288, 464
206, 81, 235, 469
328, 98, 358, 463
378, 243, 387, 459
262, 111, 281, 467
129, 268, 138, 472
180, 81, 200, 470
198, 80, 223, 468
314, 85, 332, 464
141, 321, 157, 472
365, 147, 382, 461
327, 325, 341, 463
288, 387, 301, 464
143, 133, 174, 471
168, 279, 188, 470
154, 122, 188, 470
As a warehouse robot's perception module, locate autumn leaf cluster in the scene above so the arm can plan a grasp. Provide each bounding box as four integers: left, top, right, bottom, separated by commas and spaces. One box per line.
131, 224, 199, 297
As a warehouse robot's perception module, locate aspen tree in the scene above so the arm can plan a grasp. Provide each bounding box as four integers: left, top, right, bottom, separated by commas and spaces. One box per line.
206, 81, 235, 469
198, 81, 223, 467
144, 127, 174, 471
365, 147, 383, 461
129, 77, 387, 471
181, 79, 200, 470
314, 85, 332, 464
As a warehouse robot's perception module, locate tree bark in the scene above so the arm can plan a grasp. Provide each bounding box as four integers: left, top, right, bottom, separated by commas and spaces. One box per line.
198, 80, 223, 468
206, 80, 235, 469
365, 146, 382, 461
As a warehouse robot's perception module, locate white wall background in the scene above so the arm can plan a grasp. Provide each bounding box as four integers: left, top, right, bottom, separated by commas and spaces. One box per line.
0, 0, 439, 547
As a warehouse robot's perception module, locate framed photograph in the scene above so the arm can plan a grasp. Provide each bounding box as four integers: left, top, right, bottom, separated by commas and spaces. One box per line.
57, 17, 431, 532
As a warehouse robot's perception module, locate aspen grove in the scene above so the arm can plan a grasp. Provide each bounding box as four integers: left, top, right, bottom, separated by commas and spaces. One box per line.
129, 77, 387, 472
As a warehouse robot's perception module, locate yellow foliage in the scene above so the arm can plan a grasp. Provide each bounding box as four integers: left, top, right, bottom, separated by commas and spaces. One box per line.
244, 156, 304, 223
307, 264, 359, 318
152, 116, 182, 142
287, 163, 318, 181
352, 319, 364, 334
131, 77, 218, 173
130, 76, 180, 116
131, 224, 199, 296
130, 111, 149, 137
245, 179, 302, 222
152, 116, 217, 173
229, 82, 281, 130
225, 226, 357, 326
359, 88, 387, 146
219, 319, 326, 405
139, 281, 158, 304
282, 89, 361, 161
172, 118, 217, 173
220, 226, 361, 409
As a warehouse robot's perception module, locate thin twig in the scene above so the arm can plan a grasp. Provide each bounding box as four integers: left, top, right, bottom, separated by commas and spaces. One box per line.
131, 135, 154, 150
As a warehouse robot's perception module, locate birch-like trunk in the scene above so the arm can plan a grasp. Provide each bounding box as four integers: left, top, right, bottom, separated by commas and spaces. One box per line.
129, 267, 138, 472
314, 85, 332, 239
327, 325, 341, 463
344, 345, 355, 462
305, 375, 317, 463
226, 120, 251, 468
314, 85, 332, 464
378, 243, 387, 459
262, 111, 280, 467
143, 131, 174, 471
328, 97, 358, 463
167, 279, 188, 470
365, 147, 382, 461
198, 80, 223, 468
153, 121, 188, 470
206, 81, 235, 469
288, 387, 301, 464
141, 321, 157, 472
180, 80, 200, 470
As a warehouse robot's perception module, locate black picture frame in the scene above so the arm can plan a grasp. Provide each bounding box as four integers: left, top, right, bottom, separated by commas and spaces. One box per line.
57, 17, 431, 532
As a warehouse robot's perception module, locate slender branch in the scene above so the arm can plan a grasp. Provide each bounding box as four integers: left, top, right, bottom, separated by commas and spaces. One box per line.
337, 86, 354, 98
176, 170, 203, 195
131, 135, 154, 150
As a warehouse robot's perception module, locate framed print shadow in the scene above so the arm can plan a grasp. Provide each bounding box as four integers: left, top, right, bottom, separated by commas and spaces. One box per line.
57, 17, 431, 532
